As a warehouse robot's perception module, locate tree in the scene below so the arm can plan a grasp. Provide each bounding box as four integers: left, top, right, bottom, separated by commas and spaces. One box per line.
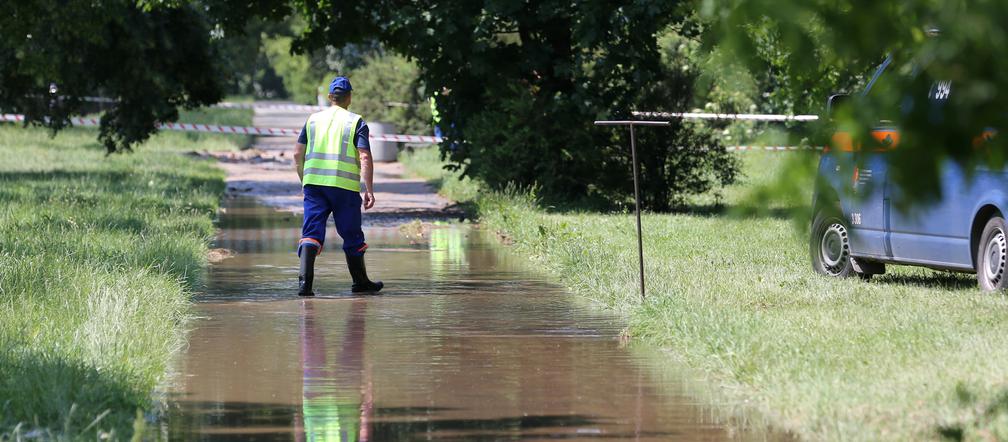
292, 1, 737, 210
0, 0, 289, 153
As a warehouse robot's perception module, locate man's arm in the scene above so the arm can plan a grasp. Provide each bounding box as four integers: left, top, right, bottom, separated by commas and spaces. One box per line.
294, 142, 307, 182
360, 148, 375, 210
294, 124, 309, 182
355, 120, 376, 210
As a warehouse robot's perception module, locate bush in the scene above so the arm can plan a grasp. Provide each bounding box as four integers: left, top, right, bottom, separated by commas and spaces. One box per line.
348, 54, 432, 134
460, 64, 738, 211
262, 35, 317, 104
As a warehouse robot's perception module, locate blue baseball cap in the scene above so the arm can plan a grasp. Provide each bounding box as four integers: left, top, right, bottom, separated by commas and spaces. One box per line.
329, 76, 352, 94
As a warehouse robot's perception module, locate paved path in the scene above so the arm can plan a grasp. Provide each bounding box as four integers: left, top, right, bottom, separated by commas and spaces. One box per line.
211, 102, 453, 219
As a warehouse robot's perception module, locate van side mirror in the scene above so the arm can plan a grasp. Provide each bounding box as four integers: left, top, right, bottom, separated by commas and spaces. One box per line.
826, 94, 850, 120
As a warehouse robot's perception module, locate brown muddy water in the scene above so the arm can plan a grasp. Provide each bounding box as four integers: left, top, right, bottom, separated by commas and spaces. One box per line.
148, 198, 784, 441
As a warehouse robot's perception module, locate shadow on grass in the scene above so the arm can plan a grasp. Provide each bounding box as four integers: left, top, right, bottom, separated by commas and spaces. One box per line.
535, 197, 799, 222
0, 352, 143, 439
0, 169, 223, 224
873, 271, 977, 291
0, 169, 221, 287
0, 169, 223, 202
937, 387, 1008, 440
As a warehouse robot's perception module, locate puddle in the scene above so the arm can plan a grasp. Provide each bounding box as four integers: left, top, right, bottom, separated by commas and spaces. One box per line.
149, 198, 785, 441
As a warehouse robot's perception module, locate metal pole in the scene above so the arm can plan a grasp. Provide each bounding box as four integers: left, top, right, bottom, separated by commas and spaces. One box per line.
629, 123, 645, 300
628, 122, 645, 298
593, 120, 669, 301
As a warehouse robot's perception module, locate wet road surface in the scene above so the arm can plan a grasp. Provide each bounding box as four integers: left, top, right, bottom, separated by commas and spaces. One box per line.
150, 199, 781, 441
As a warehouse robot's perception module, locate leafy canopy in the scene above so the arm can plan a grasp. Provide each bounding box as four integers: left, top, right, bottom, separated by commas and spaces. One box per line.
293, 1, 737, 209
704, 0, 1008, 204
0, 0, 289, 153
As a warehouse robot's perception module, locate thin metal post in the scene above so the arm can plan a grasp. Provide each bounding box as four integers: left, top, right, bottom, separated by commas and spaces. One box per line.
629, 123, 645, 300
593, 120, 669, 301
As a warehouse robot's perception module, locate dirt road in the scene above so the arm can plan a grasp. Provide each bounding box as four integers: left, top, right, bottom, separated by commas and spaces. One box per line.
211, 103, 454, 218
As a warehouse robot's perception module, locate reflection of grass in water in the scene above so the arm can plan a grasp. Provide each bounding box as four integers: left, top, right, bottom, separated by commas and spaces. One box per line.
0, 118, 243, 438
403, 148, 1008, 440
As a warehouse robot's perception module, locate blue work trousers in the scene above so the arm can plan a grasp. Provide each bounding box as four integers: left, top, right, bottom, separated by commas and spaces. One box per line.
298, 184, 367, 257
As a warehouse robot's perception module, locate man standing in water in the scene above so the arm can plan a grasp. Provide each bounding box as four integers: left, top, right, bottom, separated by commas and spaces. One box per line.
293, 76, 383, 296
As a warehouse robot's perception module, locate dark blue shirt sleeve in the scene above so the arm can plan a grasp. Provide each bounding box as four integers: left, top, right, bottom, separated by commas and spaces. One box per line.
297, 125, 307, 144
356, 120, 370, 151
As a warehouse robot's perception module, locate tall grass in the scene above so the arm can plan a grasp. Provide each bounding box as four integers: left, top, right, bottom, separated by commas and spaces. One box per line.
403, 148, 1008, 440
0, 112, 246, 439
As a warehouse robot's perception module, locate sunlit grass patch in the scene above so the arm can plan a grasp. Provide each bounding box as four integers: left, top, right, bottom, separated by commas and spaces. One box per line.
399, 147, 482, 204
403, 149, 1008, 440
0, 110, 247, 438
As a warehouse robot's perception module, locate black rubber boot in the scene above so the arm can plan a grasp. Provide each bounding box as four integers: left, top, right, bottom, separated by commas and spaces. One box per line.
298, 244, 319, 297
346, 253, 383, 293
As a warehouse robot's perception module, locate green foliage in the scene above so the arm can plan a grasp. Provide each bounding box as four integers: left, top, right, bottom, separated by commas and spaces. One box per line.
263, 34, 318, 104
703, 0, 1008, 205
0, 2, 229, 152
0, 122, 240, 438
0, 1, 287, 153
296, 1, 737, 211
348, 54, 431, 135
212, 17, 293, 99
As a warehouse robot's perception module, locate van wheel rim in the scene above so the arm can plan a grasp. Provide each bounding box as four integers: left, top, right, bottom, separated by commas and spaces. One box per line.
820, 222, 849, 276
984, 228, 1007, 287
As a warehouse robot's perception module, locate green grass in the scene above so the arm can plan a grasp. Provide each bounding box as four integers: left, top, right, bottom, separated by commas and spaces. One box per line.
399, 147, 482, 204
402, 147, 1008, 440
0, 110, 248, 439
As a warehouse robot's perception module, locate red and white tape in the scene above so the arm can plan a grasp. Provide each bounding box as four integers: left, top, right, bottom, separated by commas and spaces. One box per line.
0, 113, 442, 143
78, 98, 821, 121
4, 113, 824, 150
633, 111, 819, 122
80, 96, 326, 112
725, 145, 821, 152
213, 102, 326, 112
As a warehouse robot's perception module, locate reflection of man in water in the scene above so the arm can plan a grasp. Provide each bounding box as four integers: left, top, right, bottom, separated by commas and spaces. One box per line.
296, 300, 373, 442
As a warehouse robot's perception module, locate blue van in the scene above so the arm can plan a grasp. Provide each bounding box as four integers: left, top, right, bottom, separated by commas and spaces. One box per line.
810, 58, 1007, 290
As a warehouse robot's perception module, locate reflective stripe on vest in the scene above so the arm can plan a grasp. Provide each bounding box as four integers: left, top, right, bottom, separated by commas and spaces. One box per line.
302, 107, 362, 191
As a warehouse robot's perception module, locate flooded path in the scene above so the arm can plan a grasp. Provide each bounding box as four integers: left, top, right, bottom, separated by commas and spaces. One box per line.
151, 199, 778, 441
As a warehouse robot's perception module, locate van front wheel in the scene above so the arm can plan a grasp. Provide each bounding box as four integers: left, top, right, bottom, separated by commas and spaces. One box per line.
810, 211, 855, 278
977, 216, 1008, 291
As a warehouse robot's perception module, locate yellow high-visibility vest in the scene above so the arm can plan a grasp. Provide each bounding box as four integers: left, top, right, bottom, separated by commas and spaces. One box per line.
303, 106, 362, 192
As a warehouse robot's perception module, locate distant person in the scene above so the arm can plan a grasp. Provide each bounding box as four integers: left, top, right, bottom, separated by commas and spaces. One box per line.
430, 88, 458, 151
293, 76, 383, 296
429, 96, 442, 140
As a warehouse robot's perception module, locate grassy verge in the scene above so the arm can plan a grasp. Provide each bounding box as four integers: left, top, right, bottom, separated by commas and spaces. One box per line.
401, 147, 1008, 440
0, 110, 248, 439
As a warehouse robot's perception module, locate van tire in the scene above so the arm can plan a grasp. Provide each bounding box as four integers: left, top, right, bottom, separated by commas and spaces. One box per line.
810, 210, 868, 279
977, 216, 1008, 291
